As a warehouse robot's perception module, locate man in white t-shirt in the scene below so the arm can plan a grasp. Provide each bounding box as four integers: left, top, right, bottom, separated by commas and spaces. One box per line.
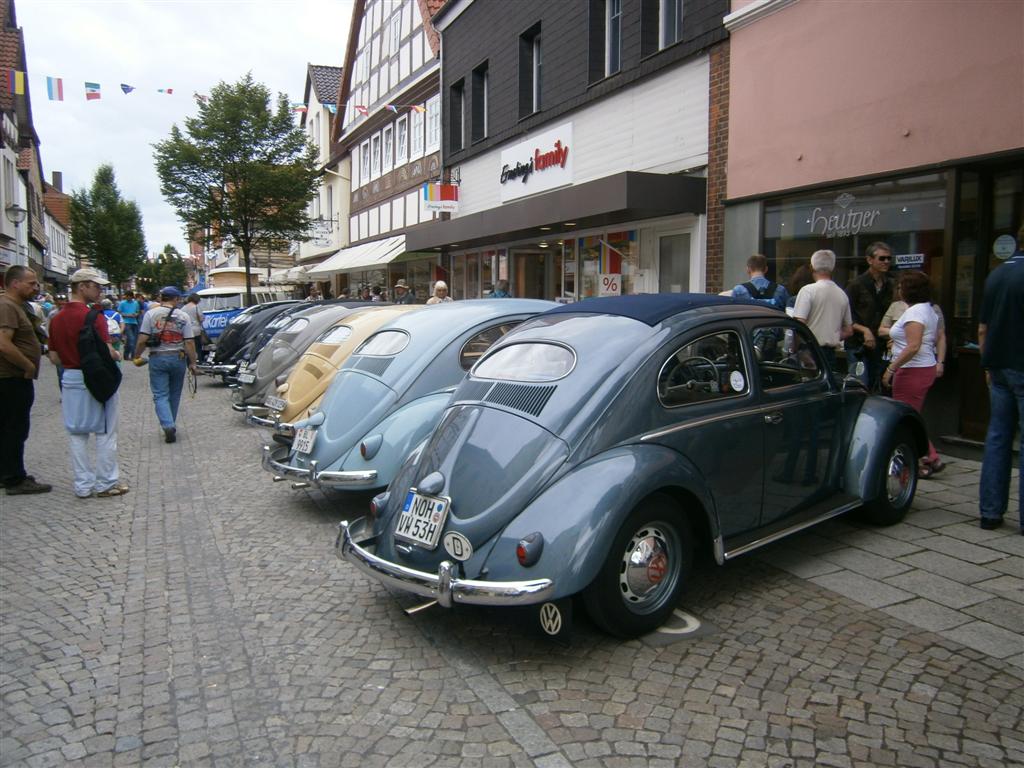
793, 250, 853, 370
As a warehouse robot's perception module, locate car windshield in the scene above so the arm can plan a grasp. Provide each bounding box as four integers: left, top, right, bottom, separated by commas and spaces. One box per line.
355, 330, 409, 356
473, 342, 575, 382
317, 325, 353, 345
203, 294, 243, 311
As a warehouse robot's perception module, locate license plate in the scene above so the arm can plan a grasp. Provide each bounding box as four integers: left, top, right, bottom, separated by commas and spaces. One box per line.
394, 490, 450, 549
238, 372, 256, 384
264, 395, 286, 412
293, 427, 317, 454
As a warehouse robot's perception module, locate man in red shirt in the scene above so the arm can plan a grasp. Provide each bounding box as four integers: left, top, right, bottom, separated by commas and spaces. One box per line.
48, 268, 128, 498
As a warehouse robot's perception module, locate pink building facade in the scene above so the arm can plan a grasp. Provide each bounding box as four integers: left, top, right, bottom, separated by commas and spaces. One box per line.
722, 0, 1023, 439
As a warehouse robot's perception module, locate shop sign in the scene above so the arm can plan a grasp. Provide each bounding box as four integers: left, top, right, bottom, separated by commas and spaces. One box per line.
599, 273, 621, 296
993, 234, 1016, 260
423, 183, 460, 213
810, 193, 882, 238
894, 253, 925, 269
308, 219, 334, 248
499, 123, 573, 203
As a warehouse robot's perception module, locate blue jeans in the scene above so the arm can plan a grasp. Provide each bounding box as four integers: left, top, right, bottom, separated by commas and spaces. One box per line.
123, 324, 139, 356
979, 368, 1024, 528
149, 353, 187, 429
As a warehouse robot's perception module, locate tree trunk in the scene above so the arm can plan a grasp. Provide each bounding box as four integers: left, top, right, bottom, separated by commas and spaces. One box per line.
241, 248, 254, 307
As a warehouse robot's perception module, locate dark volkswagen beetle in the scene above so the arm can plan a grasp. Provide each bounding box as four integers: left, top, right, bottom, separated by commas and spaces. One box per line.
338, 294, 928, 638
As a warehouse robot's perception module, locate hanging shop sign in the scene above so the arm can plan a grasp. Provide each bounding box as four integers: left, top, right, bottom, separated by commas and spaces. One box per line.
499, 122, 573, 203
423, 183, 460, 212
599, 273, 621, 296
309, 219, 334, 248
894, 253, 925, 269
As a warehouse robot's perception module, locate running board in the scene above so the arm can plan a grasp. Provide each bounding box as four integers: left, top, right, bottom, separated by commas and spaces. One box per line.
718, 501, 862, 562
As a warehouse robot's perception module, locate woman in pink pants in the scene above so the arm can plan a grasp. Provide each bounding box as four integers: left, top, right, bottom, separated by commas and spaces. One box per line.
881, 270, 944, 477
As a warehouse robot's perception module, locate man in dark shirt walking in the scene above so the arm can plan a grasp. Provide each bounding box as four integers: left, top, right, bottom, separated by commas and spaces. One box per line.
845, 241, 896, 390
0, 265, 51, 494
978, 224, 1024, 532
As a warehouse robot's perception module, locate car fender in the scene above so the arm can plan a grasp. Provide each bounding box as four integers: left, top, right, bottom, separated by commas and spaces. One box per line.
843, 396, 928, 501
479, 444, 716, 600
332, 391, 455, 483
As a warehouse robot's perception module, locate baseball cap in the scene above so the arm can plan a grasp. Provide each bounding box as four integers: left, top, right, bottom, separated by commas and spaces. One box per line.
159, 286, 183, 298
69, 267, 110, 285
394, 279, 409, 289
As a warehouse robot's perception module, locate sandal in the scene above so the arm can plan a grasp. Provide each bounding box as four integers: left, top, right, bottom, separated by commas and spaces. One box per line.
96, 485, 130, 498
929, 460, 947, 476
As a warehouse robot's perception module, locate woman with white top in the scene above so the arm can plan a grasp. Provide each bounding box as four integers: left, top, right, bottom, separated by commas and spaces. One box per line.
881, 270, 944, 477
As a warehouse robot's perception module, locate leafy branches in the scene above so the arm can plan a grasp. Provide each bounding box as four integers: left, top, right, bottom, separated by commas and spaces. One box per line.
68, 165, 147, 286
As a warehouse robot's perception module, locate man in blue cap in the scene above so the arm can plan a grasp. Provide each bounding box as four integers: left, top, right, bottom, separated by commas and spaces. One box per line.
133, 286, 198, 443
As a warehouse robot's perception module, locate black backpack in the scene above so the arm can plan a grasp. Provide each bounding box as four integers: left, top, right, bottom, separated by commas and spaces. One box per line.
78, 308, 122, 403
743, 280, 780, 307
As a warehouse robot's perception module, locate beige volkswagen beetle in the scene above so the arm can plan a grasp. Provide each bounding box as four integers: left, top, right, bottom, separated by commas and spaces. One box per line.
247, 305, 421, 433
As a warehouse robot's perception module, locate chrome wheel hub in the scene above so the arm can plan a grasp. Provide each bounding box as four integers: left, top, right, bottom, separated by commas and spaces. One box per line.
619, 524, 678, 613
886, 445, 914, 506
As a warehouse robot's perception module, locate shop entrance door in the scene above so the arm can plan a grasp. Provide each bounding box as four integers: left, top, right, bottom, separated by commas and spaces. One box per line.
659, 233, 691, 293
512, 249, 548, 299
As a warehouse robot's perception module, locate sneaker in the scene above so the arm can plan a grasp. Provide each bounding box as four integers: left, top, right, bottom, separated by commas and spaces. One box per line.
6, 478, 53, 494
979, 517, 1003, 531
163, 427, 177, 444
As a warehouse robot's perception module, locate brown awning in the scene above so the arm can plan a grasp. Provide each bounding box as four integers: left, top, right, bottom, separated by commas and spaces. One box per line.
405, 171, 707, 252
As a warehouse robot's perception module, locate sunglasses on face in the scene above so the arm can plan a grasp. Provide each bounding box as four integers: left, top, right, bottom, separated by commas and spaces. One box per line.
875, 256, 892, 262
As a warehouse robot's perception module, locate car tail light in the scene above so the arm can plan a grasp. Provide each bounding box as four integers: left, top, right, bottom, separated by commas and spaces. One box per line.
360, 434, 383, 460
516, 533, 544, 567
368, 491, 388, 522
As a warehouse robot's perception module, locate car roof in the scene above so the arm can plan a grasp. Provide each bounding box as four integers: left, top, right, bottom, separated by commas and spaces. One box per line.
543, 293, 773, 326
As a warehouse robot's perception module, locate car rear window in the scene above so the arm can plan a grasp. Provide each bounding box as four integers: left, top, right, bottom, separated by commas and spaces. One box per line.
473, 342, 575, 382
316, 325, 353, 345
280, 317, 310, 335
459, 322, 521, 371
355, 330, 409, 356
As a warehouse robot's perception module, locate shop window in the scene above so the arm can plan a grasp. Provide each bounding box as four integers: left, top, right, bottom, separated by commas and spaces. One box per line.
449, 79, 465, 153
518, 23, 542, 118
579, 231, 638, 297
471, 62, 489, 142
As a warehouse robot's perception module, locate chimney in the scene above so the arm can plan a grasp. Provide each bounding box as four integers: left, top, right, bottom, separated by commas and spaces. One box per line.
51, 171, 63, 192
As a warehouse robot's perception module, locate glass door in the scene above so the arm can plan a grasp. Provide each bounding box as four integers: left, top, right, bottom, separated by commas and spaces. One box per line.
659, 232, 691, 293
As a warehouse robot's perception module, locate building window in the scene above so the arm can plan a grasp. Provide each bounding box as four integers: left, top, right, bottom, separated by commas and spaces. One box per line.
396, 115, 408, 164
371, 132, 382, 178
425, 94, 441, 153
326, 185, 333, 222
382, 124, 394, 172
449, 79, 465, 153
410, 104, 425, 159
471, 62, 488, 142
360, 140, 371, 185
518, 23, 542, 118
390, 12, 402, 54
606, 0, 621, 75
660, 0, 684, 48
641, 0, 684, 55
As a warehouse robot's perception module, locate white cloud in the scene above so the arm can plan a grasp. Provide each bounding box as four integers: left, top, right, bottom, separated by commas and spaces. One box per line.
20, 0, 354, 256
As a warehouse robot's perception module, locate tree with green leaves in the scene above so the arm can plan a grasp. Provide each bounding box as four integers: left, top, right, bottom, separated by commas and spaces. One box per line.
68, 164, 147, 287
135, 244, 189, 295
153, 73, 320, 306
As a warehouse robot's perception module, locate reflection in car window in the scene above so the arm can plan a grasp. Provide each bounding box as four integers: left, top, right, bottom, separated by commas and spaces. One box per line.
658, 331, 747, 407
752, 324, 822, 390
316, 325, 353, 345
459, 322, 521, 371
355, 329, 410, 356
281, 317, 310, 335
473, 342, 575, 382
267, 314, 293, 329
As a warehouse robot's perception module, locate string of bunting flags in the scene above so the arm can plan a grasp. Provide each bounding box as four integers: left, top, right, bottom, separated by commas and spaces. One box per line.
6, 69, 194, 102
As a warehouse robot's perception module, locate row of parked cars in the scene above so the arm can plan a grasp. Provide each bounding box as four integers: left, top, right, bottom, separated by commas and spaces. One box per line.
207, 294, 928, 638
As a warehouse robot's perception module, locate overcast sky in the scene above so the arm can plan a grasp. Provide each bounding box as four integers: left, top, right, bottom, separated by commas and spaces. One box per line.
20, 0, 355, 256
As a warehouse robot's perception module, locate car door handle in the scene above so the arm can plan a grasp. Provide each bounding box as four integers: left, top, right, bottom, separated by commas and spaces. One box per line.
764, 411, 783, 425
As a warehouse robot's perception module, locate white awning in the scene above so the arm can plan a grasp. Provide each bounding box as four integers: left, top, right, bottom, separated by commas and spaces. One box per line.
304, 235, 406, 279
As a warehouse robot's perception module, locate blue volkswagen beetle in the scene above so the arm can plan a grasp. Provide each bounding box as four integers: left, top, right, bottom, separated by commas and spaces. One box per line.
337, 294, 928, 638
262, 299, 558, 491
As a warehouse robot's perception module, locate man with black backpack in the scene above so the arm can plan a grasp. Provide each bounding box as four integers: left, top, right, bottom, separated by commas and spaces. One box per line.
731, 254, 789, 311
47, 268, 127, 498
134, 286, 198, 444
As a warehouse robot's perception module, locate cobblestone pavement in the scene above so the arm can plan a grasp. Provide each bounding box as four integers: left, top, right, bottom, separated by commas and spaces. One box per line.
2, 364, 1022, 767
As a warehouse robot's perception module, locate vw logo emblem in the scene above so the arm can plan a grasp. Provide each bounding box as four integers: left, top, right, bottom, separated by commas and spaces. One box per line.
539, 603, 562, 635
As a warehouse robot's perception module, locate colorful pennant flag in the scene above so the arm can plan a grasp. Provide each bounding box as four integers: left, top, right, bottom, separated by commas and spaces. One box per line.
194, 92, 208, 103
157, 88, 173, 94
120, 83, 135, 94
355, 105, 368, 116
85, 82, 101, 100
326, 104, 337, 114
411, 105, 426, 114
292, 105, 307, 113
46, 76, 63, 101
385, 104, 398, 113
6, 69, 25, 95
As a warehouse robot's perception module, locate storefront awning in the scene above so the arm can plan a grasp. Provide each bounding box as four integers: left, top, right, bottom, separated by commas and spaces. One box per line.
405, 172, 707, 252
304, 235, 406, 278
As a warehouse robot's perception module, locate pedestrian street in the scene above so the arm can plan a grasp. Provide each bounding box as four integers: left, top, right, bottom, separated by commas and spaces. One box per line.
1, 361, 1021, 767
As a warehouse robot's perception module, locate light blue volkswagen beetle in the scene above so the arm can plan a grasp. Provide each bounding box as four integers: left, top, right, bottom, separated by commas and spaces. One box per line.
337, 294, 928, 638
262, 299, 558, 491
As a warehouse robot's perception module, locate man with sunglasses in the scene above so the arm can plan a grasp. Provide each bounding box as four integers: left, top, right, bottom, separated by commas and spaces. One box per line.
846, 241, 896, 390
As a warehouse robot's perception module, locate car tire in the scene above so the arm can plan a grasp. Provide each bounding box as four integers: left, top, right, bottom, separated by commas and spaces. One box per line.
860, 426, 918, 526
583, 494, 693, 638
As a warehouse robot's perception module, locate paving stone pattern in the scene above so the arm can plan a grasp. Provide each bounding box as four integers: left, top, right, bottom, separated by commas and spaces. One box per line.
1, 365, 1022, 767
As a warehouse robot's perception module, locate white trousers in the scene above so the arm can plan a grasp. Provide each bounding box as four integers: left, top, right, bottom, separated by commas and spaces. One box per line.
62, 370, 120, 497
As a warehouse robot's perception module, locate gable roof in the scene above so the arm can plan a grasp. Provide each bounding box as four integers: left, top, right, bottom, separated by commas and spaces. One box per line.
306, 64, 343, 106
43, 181, 71, 229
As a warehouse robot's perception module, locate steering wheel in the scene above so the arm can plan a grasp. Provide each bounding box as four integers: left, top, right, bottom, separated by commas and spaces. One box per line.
669, 355, 719, 392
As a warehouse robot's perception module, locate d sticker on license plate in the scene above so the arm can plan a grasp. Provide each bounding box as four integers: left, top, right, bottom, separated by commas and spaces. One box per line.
264, 395, 286, 412
293, 427, 317, 454
394, 490, 449, 549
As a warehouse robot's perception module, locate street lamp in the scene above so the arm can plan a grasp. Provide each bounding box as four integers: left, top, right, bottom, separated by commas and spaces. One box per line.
5, 203, 27, 264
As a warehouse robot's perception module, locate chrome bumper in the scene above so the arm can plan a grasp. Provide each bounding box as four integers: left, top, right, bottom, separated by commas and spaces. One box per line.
246, 407, 295, 437
261, 445, 378, 488
336, 517, 555, 608
198, 362, 237, 376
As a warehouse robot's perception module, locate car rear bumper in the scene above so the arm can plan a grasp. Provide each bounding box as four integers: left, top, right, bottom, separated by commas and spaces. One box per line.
246, 407, 296, 437
197, 362, 237, 376
336, 517, 555, 608
261, 445, 378, 488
